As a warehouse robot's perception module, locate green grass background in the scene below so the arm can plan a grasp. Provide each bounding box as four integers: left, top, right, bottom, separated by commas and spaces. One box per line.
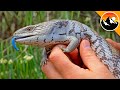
0, 11, 119, 79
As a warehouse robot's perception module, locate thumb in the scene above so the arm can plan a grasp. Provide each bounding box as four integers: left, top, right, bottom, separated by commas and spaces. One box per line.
80, 39, 106, 71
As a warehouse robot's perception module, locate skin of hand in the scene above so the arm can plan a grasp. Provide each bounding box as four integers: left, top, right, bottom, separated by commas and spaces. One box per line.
41, 39, 119, 79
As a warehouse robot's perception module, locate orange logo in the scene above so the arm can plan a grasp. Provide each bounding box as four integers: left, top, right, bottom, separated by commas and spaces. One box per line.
100, 12, 119, 31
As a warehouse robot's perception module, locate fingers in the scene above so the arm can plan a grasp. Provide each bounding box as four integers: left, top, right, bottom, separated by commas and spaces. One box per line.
68, 48, 82, 66
41, 61, 63, 79
49, 45, 81, 76
80, 40, 107, 72
42, 39, 116, 79
58, 45, 82, 66
106, 38, 120, 50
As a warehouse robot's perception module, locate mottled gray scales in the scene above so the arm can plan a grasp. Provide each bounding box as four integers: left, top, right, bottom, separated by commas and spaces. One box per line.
13, 19, 120, 78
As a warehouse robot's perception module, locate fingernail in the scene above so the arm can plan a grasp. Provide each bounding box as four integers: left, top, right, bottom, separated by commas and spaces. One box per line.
83, 40, 90, 48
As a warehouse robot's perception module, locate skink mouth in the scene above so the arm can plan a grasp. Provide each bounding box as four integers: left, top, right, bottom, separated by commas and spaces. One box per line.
11, 35, 35, 51
14, 35, 35, 40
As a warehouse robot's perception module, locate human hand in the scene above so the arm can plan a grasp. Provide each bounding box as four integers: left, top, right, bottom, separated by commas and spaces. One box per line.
106, 38, 120, 50
41, 39, 116, 79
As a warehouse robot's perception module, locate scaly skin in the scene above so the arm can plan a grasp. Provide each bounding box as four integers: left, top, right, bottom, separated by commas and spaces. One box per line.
13, 20, 120, 78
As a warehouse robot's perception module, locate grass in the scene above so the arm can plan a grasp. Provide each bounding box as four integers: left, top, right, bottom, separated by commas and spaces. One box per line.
0, 11, 119, 79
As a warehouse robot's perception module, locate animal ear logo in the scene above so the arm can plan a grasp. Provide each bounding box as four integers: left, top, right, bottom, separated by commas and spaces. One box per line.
100, 12, 119, 31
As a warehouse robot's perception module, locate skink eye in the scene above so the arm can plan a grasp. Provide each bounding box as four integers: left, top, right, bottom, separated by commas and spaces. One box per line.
26, 26, 34, 31
27, 27, 31, 31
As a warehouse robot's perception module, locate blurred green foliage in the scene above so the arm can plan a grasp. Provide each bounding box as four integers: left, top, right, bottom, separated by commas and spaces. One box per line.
0, 11, 119, 79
